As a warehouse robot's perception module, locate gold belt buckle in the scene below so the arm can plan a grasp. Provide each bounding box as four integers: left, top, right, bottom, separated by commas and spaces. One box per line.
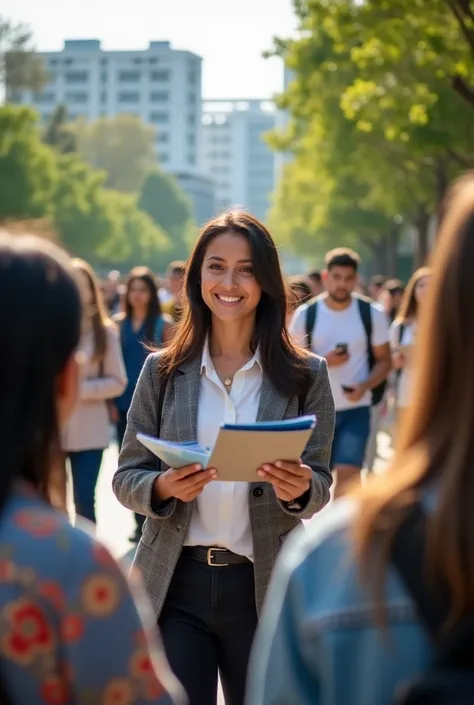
207, 547, 229, 567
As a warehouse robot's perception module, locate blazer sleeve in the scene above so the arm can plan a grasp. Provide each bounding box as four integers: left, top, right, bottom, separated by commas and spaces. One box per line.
278, 356, 335, 519
81, 326, 128, 402
112, 354, 178, 520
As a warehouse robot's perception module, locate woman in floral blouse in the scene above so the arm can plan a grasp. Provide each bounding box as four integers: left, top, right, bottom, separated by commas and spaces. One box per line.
0, 232, 185, 705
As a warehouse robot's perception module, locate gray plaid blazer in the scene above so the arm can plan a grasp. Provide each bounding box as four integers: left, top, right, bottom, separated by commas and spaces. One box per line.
113, 352, 335, 617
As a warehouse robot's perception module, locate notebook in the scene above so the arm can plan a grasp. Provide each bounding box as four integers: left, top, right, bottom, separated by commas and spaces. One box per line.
137, 415, 316, 482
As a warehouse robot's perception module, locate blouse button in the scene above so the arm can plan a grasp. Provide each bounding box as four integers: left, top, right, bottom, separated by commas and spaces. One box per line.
253, 487, 264, 498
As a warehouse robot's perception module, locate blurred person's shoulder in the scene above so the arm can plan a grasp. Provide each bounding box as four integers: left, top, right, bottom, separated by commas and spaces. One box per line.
1, 482, 122, 600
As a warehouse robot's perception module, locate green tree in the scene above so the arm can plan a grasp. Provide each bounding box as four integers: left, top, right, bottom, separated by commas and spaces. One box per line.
0, 105, 57, 221
137, 168, 194, 259
1, 16, 46, 94
43, 104, 77, 154
267, 0, 469, 265
73, 115, 156, 192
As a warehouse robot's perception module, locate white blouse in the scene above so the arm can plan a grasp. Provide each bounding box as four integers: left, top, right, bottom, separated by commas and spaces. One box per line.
183, 341, 262, 560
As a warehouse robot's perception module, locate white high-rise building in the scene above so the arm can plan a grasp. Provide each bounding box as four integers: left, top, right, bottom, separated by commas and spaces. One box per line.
201, 99, 277, 223
12, 39, 216, 224
13, 39, 202, 173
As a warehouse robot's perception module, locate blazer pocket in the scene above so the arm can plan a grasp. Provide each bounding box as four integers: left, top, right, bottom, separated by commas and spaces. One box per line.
141, 518, 161, 547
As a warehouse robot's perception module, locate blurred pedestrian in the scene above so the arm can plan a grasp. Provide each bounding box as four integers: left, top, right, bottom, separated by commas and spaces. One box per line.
111, 266, 173, 543
0, 232, 184, 705
247, 174, 474, 705
62, 259, 127, 525
162, 260, 186, 323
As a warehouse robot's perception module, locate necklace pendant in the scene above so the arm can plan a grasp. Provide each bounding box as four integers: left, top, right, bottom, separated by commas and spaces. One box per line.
224, 377, 232, 387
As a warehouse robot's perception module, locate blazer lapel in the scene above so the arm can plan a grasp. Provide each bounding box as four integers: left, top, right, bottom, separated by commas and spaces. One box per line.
173, 356, 201, 442
257, 373, 290, 422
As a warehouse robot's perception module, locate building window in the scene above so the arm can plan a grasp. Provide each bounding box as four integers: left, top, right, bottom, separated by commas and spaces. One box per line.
119, 92, 140, 103
133, 58, 142, 65
158, 152, 169, 163
187, 152, 196, 166
101, 57, 108, 65
187, 134, 196, 147
66, 92, 88, 104
188, 69, 196, 84
101, 70, 108, 83
187, 114, 196, 126
188, 93, 196, 106
156, 132, 169, 144
34, 92, 56, 104
49, 59, 58, 66
119, 70, 140, 82
100, 90, 107, 103
150, 69, 170, 82
65, 71, 88, 84
150, 112, 169, 124
150, 90, 169, 102
64, 58, 74, 65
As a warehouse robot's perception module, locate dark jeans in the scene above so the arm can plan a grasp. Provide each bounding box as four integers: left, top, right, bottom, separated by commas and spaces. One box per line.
159, 550, 258, 705
116, 410, 145, 542
68, 449, 103, 523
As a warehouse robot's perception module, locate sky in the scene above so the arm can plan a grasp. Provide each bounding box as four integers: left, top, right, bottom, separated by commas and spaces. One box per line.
3, 0, 298, 99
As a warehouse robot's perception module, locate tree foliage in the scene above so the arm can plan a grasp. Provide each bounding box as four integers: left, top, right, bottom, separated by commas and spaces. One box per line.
138, 169, 195, 259
1, 16, 46, 93
43, 105, 77, 154
73, 115, 156, 193
0, 105, 171, 268
268, 0, 474, 266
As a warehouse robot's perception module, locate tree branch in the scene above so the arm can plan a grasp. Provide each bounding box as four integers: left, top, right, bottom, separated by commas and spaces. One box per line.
447, 0, 474, 52
452, 74, 474, 107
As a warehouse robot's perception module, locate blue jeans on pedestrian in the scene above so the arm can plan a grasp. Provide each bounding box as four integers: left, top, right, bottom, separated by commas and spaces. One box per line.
68, 449, 104, 524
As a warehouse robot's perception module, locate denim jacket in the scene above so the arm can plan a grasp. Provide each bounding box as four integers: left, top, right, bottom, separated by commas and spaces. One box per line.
246, 499, 432, 705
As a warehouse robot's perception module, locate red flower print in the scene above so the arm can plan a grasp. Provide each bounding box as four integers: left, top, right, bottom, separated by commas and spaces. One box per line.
102, 678, 133, 705
41, 675, 69, 705
129, 648, 153, 678
0, 558, 15, 582
61, 614, 84, 642
14, 510, 59, 537
39, 582, 65, 611
80, 573, 120, 618
3, 599, 53, 664
92, 543, 116, 568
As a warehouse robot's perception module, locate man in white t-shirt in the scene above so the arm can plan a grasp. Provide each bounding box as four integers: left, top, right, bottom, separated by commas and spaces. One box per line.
290, 248, 391, 497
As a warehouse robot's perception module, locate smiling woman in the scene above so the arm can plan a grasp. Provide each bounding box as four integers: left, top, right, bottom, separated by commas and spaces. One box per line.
113, 210, 336, 705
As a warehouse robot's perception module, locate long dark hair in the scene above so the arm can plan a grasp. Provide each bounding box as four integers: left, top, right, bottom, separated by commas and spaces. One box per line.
122, 266, 161, 342
354, 175, 474, 628
71, 258, 110, 362
0, 234, 81, 514
159, 211, 312, 396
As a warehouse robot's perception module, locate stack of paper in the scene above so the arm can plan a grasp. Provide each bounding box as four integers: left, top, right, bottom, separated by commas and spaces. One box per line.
137, 415, 316, 482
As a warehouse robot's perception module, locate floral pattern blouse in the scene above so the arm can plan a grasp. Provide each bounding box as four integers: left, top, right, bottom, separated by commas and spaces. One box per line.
0, 481, 185, 705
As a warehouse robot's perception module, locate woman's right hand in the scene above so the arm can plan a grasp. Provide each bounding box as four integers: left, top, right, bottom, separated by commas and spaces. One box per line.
154, 464, 218, 502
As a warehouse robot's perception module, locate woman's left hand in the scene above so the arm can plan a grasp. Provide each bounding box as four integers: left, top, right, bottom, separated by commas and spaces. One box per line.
257, 460, 312, 502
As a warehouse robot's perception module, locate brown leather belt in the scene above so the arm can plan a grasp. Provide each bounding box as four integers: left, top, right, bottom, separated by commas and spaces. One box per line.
182, 546, 251, 567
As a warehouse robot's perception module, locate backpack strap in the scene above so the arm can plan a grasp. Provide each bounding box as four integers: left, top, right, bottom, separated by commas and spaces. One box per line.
391, 503, 450, 640
305, 300, 318, 350
357, 297, 373, 351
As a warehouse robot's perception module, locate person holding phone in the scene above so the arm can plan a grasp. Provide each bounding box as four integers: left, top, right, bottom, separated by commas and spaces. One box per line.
113, 211, 335, 705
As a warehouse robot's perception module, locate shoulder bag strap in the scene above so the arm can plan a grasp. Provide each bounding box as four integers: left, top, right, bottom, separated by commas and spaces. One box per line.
391, 503, 449, 639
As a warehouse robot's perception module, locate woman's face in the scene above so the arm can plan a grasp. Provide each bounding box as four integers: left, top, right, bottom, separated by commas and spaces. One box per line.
200, 232, 262, 324
415, 275, 430, 305
128, 278, 151, 311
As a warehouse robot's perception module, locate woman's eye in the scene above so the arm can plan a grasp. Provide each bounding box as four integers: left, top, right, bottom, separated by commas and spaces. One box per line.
241, 267, 253, 274
209, 263, 223, 270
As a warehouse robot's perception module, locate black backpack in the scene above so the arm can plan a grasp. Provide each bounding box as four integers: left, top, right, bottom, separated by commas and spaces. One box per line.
391, 503, 474, 705
304, 294, 387, 406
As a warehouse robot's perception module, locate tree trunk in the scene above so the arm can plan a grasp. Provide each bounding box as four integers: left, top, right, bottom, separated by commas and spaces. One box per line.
415, 208, 431, 267
386, 227, 400, 277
